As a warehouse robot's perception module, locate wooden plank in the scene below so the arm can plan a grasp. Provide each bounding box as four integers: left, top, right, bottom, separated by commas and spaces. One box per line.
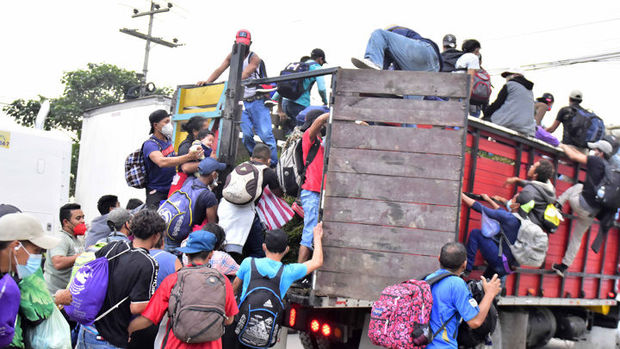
331, 122, 464, 155
333, 95, 466, 126
322, 197, 457, 232
323, 221, 454, 255
335, 69, 469, 98
324, 172, 460, 206
327, 147, 462, 180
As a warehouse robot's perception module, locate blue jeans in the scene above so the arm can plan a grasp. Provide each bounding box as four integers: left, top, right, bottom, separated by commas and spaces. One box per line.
76, 325, 123, 349
282, 99, 307, 126
243, 214, 267, 258
466, 229, 512, 277
300, 190, 320, 249
364, 29, 440, 72
241, 99, 278, 165
164, 236, 182, 256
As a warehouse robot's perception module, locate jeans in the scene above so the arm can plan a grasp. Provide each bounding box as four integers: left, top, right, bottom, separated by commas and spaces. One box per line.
145, 188, 168, 210
282, 99, 307, 133
364, 29, 440, 72
243, 214, 267, 258
241, 99, 278, 165
558, 184, 597, 266
164, 236, 182, 256
466, 229, 513, 278
76, 325, 123, 349
300, 190, 320, 249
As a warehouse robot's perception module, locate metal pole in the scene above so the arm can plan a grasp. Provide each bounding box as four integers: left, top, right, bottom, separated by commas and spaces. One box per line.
141, 1, 155, 95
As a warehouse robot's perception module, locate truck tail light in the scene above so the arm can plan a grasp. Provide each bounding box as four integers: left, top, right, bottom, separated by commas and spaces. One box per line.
289, 308, 297, 327
321, 323, 331, 337
310, 319, 320, 332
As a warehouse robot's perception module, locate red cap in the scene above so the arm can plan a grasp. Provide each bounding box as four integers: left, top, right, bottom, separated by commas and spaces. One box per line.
235, 29, 251, 45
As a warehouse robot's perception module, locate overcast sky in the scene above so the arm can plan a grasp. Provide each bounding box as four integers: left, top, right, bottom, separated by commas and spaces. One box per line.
2, 0, 620, 131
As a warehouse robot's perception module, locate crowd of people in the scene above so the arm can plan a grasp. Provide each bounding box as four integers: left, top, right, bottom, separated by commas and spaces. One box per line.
1, 26, 618, 349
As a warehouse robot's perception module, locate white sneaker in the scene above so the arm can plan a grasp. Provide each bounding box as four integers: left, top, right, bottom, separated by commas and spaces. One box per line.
351, 57, 381, 70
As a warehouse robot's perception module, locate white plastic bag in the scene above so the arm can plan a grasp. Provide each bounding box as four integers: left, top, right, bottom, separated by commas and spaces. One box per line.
26, 306, 71, 349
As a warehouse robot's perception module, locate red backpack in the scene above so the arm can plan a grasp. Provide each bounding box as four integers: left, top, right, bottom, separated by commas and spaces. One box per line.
470, 69, 492, 106
368, 273, 456, 348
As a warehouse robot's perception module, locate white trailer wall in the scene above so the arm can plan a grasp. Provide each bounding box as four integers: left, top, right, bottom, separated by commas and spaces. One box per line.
0, 119, 72, 233
75, 96, 171, 222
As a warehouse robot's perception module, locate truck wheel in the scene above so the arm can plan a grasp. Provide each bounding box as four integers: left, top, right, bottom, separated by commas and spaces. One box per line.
299, 331, 330, 349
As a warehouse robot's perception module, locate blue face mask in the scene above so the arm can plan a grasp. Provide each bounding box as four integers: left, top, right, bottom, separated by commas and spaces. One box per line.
506, 199, 513, 211
14, 243, 42, 279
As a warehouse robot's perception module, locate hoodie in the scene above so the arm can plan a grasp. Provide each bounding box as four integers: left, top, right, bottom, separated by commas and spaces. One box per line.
84, 214, 111, 248
484, 76, 536, 136
519, 180, 556, 228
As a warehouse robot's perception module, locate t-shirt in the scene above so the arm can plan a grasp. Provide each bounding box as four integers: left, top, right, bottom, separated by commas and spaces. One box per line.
150, 249, 178, 287
141, 267, 238, 349
582, 155, 607, 209
143, 136, 176, 192
237, 257, 308, 300
455, 52, 480, 71
44, 229, 84, 294
191, 182, 218, 226
301, 130, 325, 192
93, 241, 158, 348
425, 269, 479, 349
555, 106, 577, 145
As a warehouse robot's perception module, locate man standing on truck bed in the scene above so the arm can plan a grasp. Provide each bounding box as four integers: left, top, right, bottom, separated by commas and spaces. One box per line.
425, 242, 501, 349
198, 29, 279, 166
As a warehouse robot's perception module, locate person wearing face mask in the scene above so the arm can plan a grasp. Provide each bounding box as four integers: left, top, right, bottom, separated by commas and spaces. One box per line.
43, 203, 86, 295
0, 210, 61, 348
143, 109, 203, 209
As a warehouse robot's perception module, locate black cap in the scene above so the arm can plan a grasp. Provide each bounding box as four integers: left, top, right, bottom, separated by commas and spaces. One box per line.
311, 48, 327, 63
301, 109, 326, 132
149, 109, 170, 134
265, 229, 288, 253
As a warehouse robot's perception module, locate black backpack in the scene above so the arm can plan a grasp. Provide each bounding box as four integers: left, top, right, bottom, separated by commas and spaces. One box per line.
440, 49, 464, 72
594, 161, 620, 209
277, 61, 317, 100
457, 280, 498, 348
566, 106, 605, 148
234, 258, 285, 348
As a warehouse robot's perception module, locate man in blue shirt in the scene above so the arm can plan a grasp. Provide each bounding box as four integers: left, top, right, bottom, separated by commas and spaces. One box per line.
425, 242, 501, 349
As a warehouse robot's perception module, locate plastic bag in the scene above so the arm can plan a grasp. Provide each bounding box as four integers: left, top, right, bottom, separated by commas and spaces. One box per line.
25, 306, 71, 349
481, 210, 500, 238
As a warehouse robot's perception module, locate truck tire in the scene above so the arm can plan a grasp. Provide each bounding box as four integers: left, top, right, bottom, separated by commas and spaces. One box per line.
299, 332, 330, 349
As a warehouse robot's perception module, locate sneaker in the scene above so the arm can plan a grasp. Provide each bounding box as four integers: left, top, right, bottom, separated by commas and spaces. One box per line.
256, 84, 277, 93
552, 263, 568, 277
351, 57, 381, 70
264, 99, 278, 108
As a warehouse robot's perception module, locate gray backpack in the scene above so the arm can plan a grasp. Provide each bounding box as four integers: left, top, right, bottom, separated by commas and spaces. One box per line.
503, 213, 549, 267
167, 265, 227, 343
222, 162, 268, 205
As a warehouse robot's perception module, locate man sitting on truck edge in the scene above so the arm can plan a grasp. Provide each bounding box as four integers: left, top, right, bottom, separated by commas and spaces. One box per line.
198, 29, 279, 166
425, 242, 501, 349
85, 194, 120, 248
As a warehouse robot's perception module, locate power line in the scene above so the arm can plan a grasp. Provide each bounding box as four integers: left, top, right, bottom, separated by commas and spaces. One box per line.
485, 17, 620, 41
488, 51, 620, 74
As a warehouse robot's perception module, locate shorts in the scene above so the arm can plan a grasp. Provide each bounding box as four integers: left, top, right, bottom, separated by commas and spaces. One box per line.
300, 189, 320, 249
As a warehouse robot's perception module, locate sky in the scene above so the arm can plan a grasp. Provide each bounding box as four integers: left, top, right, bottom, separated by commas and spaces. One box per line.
2, 0, 620, 131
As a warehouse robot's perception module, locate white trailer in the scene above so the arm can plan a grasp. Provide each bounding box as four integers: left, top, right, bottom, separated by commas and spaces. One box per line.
0, 118, 72, 233
75, 96, 171, 221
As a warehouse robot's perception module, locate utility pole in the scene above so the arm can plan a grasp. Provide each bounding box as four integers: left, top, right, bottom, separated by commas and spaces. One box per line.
120, 1, 181, 96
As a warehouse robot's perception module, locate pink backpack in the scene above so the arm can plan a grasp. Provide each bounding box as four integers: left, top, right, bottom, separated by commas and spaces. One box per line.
368, 273, 456, 348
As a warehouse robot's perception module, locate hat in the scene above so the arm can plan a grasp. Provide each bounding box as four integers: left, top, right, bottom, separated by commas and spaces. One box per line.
0, 204, 21, 219
265, 229, 288, 253
569, 89, 583, 101
501, 67, 525, 78
198, 157, 226, 175
236, 29, 251, 46
177, 230, 217, 254
301, 108, 327, 132
107, 208, 132, 230
0, 213, 60, 249
536, 92, 554, 105
149, 109, 170, 134
443, 34, 457, 48
311, 48, 327, 63
587, 140, 613, 156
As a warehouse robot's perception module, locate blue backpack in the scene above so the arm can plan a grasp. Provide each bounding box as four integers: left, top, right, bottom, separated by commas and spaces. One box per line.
567, 106, 605, 147
277, 62, 316, 100
158, 177, 207, 242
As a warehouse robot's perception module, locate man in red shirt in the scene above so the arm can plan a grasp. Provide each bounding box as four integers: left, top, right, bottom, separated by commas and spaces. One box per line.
128, 230, 238, 348
298, 110, 329, 263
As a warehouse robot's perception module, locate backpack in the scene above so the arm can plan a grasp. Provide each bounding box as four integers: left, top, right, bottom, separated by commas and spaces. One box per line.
276, 130, 321, 197
0, 273, 20, 347
125, 139, 160, 189
368, 273, 457, 348
235, 258, 285, 348
566, 106, 605, 148
222, 162, 268, 205
594, 161, 620, 209
440, 50, 463, 72
500, 214, 548, 267
457, 280, 498, 347
470, 69, 492, 106
277, 62, 316, 100
64, 243, 131, 325
167, 265, 227, 344
530, 184, 563, 233
158, 177, 208, 242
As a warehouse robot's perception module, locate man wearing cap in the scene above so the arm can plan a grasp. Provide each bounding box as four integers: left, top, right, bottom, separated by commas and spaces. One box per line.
198, 30, 278, 166
143, 109, 203, 209
272, 48, 329, 134
98, 207, 133, 244
552, 140, 617, 276
483, 68, 536, 136
545, 90, 594, 148
440, 33, 463, 72
351, 25, 442, 72
128, 230, 238, 349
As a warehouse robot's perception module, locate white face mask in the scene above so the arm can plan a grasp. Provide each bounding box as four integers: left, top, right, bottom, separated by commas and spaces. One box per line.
588, 150, 597, 156
161, 123, 174, 138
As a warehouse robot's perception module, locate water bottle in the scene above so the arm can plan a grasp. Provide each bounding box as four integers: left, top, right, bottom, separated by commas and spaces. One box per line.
597, 186, 605, 200
189, 140, 205, 160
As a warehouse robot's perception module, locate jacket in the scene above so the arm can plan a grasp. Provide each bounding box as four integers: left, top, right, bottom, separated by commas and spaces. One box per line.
484, 76, 536, 136
84, 214, 111, 248
520, 180, 556, 228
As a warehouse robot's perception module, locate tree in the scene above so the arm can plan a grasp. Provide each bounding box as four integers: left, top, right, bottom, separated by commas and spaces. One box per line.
3, 63, 172, 194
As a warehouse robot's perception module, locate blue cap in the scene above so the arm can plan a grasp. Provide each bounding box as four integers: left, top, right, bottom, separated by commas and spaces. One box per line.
198, 157, 226, 175
176, 230, 217, 254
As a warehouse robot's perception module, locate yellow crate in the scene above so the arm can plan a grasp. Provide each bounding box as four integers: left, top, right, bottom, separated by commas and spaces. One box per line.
176, 83, 225, 114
